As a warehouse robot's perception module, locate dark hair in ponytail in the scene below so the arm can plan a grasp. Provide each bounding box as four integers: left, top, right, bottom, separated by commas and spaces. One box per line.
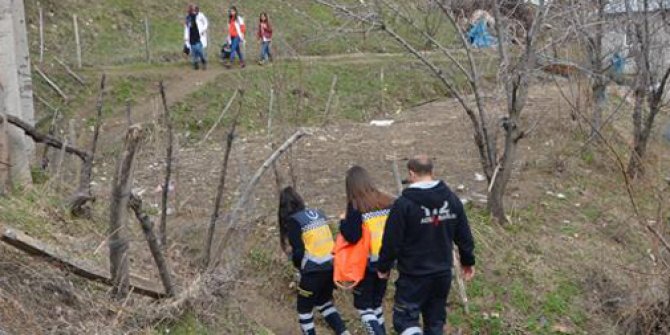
278, 186, 305, 253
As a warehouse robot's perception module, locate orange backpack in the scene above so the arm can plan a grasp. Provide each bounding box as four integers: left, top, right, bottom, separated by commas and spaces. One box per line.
333, 226, 370, 289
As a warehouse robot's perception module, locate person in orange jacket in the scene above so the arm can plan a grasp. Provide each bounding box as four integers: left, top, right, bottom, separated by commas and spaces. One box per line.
225, 6, 246, 68
339, 166, 394, 334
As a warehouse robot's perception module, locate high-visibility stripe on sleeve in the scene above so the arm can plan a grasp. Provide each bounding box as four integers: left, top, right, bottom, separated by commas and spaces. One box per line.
400, 326, 422, 335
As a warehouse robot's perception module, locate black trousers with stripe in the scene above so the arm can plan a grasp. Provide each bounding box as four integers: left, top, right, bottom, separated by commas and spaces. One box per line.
393, 272, 452, 335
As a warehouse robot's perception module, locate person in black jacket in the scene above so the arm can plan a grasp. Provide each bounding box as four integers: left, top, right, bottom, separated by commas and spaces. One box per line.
377, 155, 475, 335
339, 166, 395, 335
278, 187, 350, 335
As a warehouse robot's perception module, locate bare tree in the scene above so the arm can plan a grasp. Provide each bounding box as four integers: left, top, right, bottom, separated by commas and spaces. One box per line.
204, 94, 243, 268
568, 0, 612, 137
313, 0, 551, 223
11, 0, 35, 160
0, 104, 9, 195
0, 0, 32, 186
623, 0, 670, 179
69, 75, 106, 217
159, 81, 174, 247
109, 125, 143, 299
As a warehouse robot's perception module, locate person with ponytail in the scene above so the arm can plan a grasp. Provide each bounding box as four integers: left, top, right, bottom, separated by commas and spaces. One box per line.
278, 187, 350, 335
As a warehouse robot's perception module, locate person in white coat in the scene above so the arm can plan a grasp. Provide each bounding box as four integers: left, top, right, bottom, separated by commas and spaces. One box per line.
184, 4, 209, 70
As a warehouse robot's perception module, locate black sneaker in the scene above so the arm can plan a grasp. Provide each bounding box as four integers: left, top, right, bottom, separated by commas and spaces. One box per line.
194, 63, 199, 70
202, 60, 207, 70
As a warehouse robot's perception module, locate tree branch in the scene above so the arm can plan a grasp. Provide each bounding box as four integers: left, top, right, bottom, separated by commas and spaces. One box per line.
211, 130, 309, 268
2, 114, 91, 162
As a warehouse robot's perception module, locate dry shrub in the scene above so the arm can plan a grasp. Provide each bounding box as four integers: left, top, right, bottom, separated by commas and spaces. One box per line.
621, 288, 670, 335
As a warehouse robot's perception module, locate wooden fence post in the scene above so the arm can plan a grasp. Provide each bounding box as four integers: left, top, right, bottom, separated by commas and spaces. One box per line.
144, 16, 151, 63
39, 5, 44, 63
109, 125, 143, 299
73, 14, 81, 68
322, 75, 338, 127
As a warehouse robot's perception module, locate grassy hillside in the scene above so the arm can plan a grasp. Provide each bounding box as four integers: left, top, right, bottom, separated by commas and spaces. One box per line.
3, 1, 670, 334
24, 0, 453, 65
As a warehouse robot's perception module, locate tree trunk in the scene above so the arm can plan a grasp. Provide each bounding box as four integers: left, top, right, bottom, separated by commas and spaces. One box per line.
11, 0, 35, 160
69, 75, 105, 217
488, 120, 521, 224
627, 89, 646, 179
204, 113, 240, 267
0, 110, 9, 195
591, 81, 607, 138
0, 1, 31, 186
159, 81, 173, 247
109, 125, 143, 299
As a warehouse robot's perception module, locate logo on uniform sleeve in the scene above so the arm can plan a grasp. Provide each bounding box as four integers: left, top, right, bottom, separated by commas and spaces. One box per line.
421, 201, 456, 226
305, 210, 320, 221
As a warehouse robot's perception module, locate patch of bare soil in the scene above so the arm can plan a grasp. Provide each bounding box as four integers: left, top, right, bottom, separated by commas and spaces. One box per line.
116, 84, 583, 334
6, 79, 668, 333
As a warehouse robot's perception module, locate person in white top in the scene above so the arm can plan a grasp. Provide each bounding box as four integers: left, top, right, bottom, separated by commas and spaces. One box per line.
183, 4, 209, 70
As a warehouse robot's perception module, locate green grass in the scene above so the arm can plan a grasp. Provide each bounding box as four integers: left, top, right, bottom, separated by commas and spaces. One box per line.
24, 0, 453, 66
171, 57, 472, 141
155, 313, 210, 335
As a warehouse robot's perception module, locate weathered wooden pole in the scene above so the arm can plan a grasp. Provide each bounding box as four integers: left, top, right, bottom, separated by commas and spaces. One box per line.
109, 125, 142, 299
38, 5, 44, 63
144, 16, 151, 63
73, 14, 81, 68
129, 194, 176, 297
158, 81, 173, 247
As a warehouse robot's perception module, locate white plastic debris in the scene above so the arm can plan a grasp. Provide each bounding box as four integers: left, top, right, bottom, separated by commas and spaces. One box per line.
369, 119, 395, 127
457, 184, 466, 191
133, 187, 146, 197
474, 173, 486, 182
556, 193, 567, 199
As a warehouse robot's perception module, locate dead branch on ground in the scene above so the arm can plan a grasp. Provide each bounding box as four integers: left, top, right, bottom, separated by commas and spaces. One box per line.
200, 89, 239, 144
55, 58, 86, 85
35, 67, 68, 100
128, 193, 177, 297
0, 227, 165, 299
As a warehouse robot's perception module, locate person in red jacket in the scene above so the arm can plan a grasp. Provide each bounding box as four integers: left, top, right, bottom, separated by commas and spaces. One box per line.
225, 6, 246, 68
257, 12, 273, 65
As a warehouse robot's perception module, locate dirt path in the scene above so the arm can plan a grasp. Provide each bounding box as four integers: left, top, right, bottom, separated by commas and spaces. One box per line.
82, 51, 433, 147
